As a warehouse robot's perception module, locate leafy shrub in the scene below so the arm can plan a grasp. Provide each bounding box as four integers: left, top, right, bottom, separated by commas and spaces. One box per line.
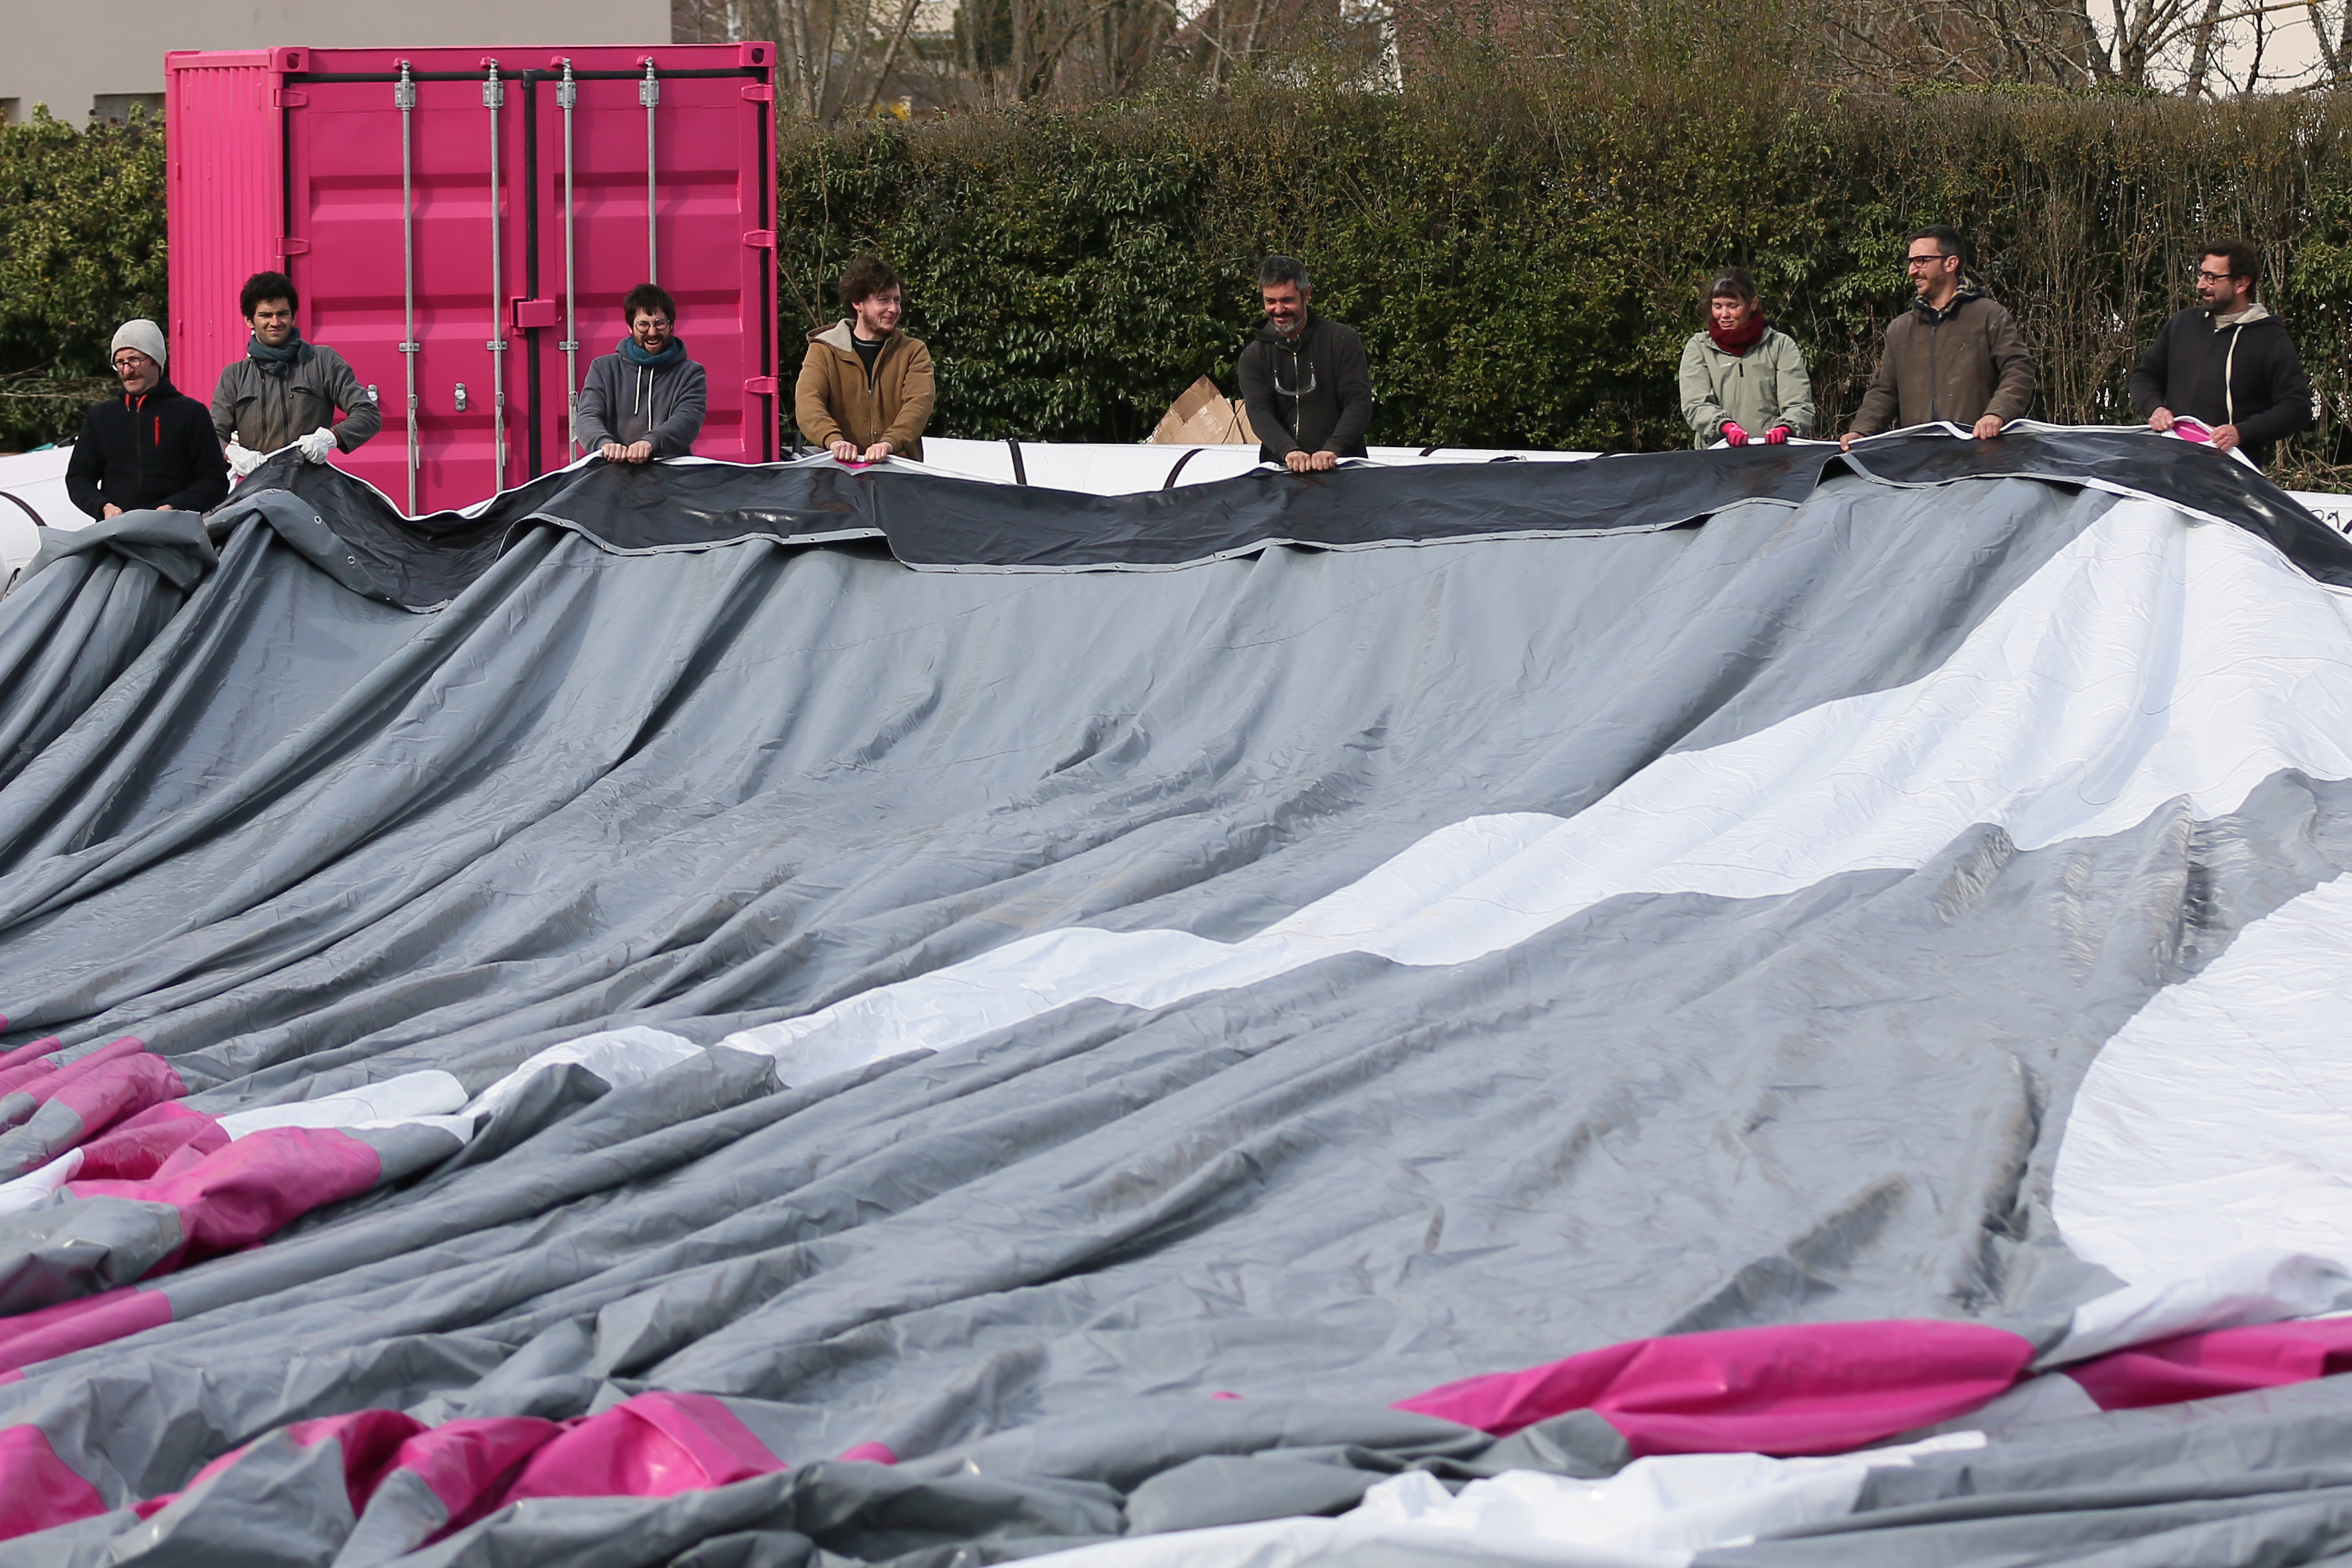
0, 109, 165, 451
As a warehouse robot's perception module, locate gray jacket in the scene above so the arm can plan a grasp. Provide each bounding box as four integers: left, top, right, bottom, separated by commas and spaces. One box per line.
1678, 327, 1814, 447
575, 348, 707, 457
211, 343, 382, 455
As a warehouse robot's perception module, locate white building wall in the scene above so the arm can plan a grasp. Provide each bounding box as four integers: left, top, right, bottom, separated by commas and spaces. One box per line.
0, 0, 673, 123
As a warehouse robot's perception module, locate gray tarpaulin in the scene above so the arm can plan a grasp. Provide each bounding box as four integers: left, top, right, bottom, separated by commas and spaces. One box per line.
2, 437, 2351, 1565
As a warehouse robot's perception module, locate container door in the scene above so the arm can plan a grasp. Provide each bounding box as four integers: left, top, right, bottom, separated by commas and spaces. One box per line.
521, 65, 776, 475
283, 50, 775, 515
287, 71, 524, 512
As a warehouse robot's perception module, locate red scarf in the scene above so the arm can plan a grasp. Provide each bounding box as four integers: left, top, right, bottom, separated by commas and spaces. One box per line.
1707, 313, 1768, 356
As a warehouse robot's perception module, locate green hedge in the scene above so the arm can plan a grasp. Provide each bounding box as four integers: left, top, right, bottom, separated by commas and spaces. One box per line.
0, 110, 165, 451
778, 84, 2352, 479
9, 88, 2351, 481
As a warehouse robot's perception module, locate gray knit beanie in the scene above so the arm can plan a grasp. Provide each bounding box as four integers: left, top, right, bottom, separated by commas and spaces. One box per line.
110, 319, 167, 370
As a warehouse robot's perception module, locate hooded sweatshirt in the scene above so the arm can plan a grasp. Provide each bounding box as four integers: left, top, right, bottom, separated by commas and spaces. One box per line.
575, 337, 708, 457
66, 377, 229, 518
2128, 301, 2313, 468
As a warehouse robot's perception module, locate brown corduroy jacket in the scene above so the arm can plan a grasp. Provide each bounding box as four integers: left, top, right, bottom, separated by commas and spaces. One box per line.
795, 322, 935, 461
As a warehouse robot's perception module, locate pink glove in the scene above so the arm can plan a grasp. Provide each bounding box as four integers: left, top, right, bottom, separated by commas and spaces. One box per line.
1721, 421, 1749, 447
1764, 426, 1790, 445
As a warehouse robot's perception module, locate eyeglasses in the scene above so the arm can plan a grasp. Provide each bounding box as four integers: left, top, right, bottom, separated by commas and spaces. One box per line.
2194, 269, 2238, 284
1904, 254, 1955, 270
110, 356, 149, 370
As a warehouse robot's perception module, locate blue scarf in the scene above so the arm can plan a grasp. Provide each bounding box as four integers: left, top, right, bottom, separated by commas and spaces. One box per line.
248, 332, 313, 377
618, 335, 687, 369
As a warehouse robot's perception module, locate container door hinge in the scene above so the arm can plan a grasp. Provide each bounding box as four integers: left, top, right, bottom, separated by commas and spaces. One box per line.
272, 88, 309, 108
744, 376, 779, 394
742, 230, 775, 250
741, 83, 774, 102
277, 236, 313, 256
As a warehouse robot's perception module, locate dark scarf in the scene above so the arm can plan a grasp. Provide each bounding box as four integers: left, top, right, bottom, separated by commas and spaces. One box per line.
247, 332, 313, 377
1707, 312, 1768, 356
619, 335, 688, 369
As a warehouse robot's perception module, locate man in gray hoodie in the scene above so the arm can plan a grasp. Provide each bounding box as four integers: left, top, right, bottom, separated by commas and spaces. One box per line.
575, 283, 708, 463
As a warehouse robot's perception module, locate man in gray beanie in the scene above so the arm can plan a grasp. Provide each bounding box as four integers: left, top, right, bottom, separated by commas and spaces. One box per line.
65, 320, 228, 519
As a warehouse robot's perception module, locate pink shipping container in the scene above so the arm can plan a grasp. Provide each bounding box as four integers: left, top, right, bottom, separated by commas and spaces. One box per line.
165, 43, 779, 513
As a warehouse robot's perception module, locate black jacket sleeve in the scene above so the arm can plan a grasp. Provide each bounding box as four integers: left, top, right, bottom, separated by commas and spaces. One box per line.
2232, 328, 2315, 449
1236, 340, 1294, 459
1326, 327, 1373, 455
64, 408, 108, 519
159, 404, 230, 512
2127, 313, 2176, 420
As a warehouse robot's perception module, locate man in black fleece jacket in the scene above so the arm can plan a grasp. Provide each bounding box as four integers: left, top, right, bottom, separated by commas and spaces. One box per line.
1237, 256, 1373, 471
2130, 239, 2313, 469
66, 319, 228, 519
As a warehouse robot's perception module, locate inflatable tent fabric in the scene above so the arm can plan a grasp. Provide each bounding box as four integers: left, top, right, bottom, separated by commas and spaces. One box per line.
7, 430, 2352, 1563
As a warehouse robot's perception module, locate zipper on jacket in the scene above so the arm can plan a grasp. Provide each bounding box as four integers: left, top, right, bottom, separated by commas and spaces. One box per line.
2221, 321, 2242, 428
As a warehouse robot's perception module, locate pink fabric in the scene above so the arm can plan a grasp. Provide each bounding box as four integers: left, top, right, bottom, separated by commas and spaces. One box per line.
0, 1424, 108, 1541
836, 1441, 898, 1464
8, 1037, 141, 1103
286, 1409, 428, 1514
493, 1393, 783, 1506
1394, 1320, 2035, 1456
0, 1052, 61, 1102
70, 1125, 382, 1271
40, 1054, 185, 1142
0, 1286, 171, 1373
0, 1038, 59, 1079
386, 1416, 565, 1518
2171, 416, 2215, 443
136, 1409, 427, 1523
75, 1103, 227, 1182
2069, 1318, 2352, 1411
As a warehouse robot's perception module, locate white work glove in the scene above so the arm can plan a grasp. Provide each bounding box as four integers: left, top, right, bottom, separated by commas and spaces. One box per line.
224, 441, 265, 479
296, 427, 339, 464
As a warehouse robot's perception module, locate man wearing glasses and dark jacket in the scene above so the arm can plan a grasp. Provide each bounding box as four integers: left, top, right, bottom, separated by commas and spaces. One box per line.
2129, 240, 2313, 470
1237, 256, 1373, 472
1842, 226, 2035, 451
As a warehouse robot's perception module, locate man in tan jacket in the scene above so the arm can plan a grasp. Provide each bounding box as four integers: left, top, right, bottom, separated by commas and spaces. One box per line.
1842, 226, 2035, 450
795, 257, 935, 463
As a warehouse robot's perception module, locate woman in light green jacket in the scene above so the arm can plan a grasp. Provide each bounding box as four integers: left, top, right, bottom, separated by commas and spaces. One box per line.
1678, 267, 1814, 447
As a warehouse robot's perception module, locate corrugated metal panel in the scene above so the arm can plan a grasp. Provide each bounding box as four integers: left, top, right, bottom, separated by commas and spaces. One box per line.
167, 42, 778, 513
164, 50, 286, 391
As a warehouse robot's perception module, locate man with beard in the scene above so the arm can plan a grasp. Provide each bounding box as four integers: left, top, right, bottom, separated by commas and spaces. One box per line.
2129, 239, 2313, 469
1236, 256, 1373, 472
211, 271, 381, 476
577, 283, 708, 463
66, 319, 229, 519
1842, 226, 2035, 450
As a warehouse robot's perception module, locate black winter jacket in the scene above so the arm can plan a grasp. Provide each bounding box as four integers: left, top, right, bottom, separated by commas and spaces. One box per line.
1237, 313, 1373, 463
2128, 305, 2313, 468
66, 380, 230, 518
